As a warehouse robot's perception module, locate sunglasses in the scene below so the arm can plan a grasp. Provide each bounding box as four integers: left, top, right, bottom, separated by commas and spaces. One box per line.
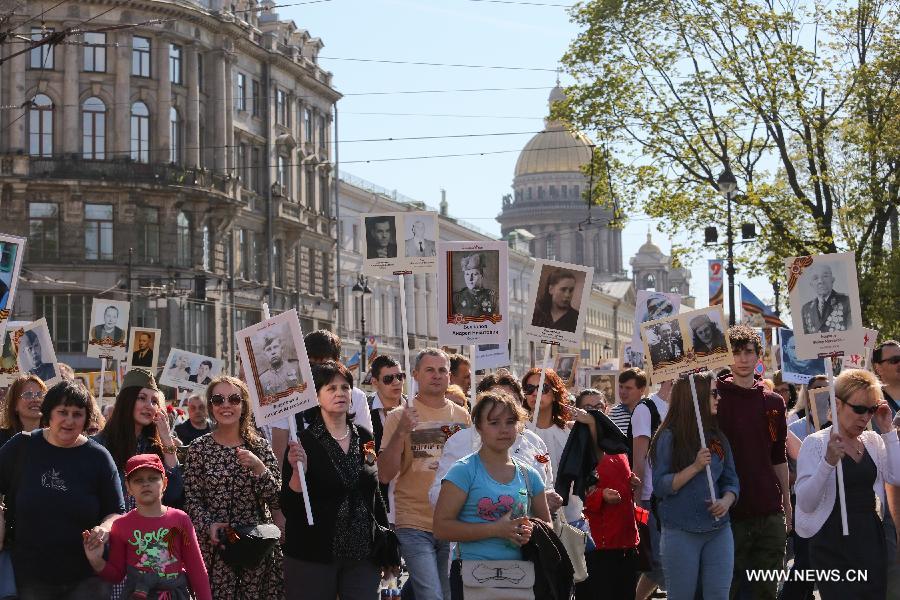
381, 372, 407, 385
20, 391, 44, 400
877, 356, 900, 366
842, 399, 879, 416
523, 383, 551, 395
210, 393, 242, 407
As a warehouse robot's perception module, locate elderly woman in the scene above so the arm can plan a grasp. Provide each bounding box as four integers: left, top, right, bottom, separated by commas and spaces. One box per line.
184, 375, 283, 599
281, 360, 392, 599
0, 381, 124, 598
795, 369, 900, 599
0, 375, 47, 448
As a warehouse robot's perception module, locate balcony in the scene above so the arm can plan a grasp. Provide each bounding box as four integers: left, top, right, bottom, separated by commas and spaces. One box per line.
25, 157, 233, 194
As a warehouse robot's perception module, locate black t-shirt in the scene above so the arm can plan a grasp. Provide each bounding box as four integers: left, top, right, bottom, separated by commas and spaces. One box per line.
0, 430, 125, 585
175, 420, 213, 445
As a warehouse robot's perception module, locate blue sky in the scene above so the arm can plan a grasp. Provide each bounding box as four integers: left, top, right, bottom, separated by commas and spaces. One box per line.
282, 0, 777, 316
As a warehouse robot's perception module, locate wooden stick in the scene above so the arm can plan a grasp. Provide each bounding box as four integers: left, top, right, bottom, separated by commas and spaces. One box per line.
398, 274, 414, 406
469, 344, 477, 409
97, 357, 106, 409
825, 356, 849, 536
688, 373, 718, 518
531, 344, 552, 426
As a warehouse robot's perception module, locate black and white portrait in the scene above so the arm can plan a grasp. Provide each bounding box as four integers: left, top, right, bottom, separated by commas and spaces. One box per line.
799, 262, 852, 334
87, 298, 130, 360
404, 216, 436, 258
159, 349, 224, 392
17, 318, 60, 385
554, 354, 578, 386
621, 342, 645, 370
632, 291, 680, 347
364, 215, 398, 259
450, 251, 499, 319
531, 266, 585, 333
589, 372, 617, 400
646, 320, 685, 368
251, 323, 303, 403
689, 311, 727, 356
779, 328, 825, 383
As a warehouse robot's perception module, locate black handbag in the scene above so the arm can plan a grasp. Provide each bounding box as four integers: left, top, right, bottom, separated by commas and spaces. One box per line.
369, 505, 401, 568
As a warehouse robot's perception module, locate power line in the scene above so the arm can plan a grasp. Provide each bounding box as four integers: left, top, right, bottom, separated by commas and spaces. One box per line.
343, 85, 555, 96
319, 56, 558, 72
342, 110, 542, 120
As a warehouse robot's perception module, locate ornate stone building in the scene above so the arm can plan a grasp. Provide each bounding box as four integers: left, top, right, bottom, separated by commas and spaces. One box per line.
629, 232, 692, 300
0, 0, 338, 371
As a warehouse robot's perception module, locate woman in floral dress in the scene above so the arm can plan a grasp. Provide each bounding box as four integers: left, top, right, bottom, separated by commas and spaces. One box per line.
184, 375, 283, 599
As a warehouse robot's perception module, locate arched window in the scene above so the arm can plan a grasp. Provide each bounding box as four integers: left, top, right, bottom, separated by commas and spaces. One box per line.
130, 101, 150, 162
169, 107, 181, 164
29, 94, 53, 157
176, 211, 191, 267
82, 97, 105, 159
544, 233, 555, 260
643, 273, 656, 291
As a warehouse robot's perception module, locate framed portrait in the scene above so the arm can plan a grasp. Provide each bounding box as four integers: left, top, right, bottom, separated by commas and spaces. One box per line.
0, 234, 26, 337
0, 324, 25, 387
620, 342, 645, 370
87, 298, 130, 360
474, 343, 510, 370
362, 211, 439, 276
159, 348, 224, 393
631, 291, 681, 349
16, 318, 61, 386
553, 353, 579, 388
125, 327, 161, 371
236, 309, 317, 427
525, 259, 593, 347
786, 251, 863, 358
86, 370, 118, 406
778, 328, 826, 384
808, 387, 833, 432
437, 240, 509, 345
640, 306, 732, 383
587, 369, 619, 401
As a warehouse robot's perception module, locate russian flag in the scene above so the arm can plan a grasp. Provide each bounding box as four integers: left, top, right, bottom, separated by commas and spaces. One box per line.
740, 283, 787, 329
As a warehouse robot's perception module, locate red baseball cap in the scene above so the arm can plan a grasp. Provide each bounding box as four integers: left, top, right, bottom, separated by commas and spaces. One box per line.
124, 453, 165, 479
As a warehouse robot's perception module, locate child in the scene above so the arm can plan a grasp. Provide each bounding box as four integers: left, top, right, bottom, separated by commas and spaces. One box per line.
84, 453, 212, 600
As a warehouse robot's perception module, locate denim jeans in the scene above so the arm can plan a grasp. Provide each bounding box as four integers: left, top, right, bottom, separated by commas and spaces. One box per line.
396, 528, 451, 600
661, 524, 734, 600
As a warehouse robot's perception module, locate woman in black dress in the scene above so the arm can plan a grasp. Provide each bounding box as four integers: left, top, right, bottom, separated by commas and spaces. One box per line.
795, 369, 900, 599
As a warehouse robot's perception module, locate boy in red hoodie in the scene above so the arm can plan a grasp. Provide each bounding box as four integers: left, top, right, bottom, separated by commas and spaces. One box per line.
715, 325, 789, 599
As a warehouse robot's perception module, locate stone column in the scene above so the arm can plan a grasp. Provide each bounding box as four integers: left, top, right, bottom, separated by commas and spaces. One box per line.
7, 44, 27, 152
156, 38, 171, 163
114, 32, 131, 157
62, 37, 79, 155
185, 45, 200, 167
211, 51, 226, 172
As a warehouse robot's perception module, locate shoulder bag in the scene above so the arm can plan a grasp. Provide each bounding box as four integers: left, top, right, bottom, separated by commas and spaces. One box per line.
459, 460, 536, 600
552, 513, 588, 583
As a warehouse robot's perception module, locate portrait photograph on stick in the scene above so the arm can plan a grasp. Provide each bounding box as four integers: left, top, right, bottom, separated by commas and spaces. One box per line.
631, 290, 680, 348
159, 348, 224, 393
524, 258, 593, 346
437, 240, 509, 345
404, 214, 437, 258
778, 327, 826, 385
0, 327, 21, 387
126, 327, 161, 370
553, 353, 579, 387
86, 298, 130, 360
786, 251, 863, 358
808, 386, 834, 432
620, 341, 645, 369
16, 318, 61, 386
640, 306, 732, 383
362, 211, 439, 276
0, 234, 25, 336
587, 369, 618, 400
236, 308, 317, 426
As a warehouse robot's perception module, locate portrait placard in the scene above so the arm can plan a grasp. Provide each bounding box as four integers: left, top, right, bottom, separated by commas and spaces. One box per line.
0, 234, 26, 337
126, 327, 161, 371
87, 298, 131, 360
808, 387, 833, 432
86, 370, 118, 405
840, 327, 878, 371
0, 324, 25, 387
159, 348, 224, 393
524, 259, 593, 347
362, 211, 439, 276
553, 353, 579, 388
474, 343, 510, 370
586, 369, 619, 401
641, 306, 731, 383
437, 240, 509, 345
236, 309, 317, 427
620, 342, 645, 370
632, 291, 680, 349
16, 318, 61, 386
778, 328, 826, 385
785, 252, 863, 358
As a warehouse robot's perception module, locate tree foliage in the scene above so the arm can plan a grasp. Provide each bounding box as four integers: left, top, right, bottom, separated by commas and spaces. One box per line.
557, 0, 900, 336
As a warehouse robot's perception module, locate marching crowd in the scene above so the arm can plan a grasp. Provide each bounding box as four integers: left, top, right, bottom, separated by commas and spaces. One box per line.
0, 326, 899, 600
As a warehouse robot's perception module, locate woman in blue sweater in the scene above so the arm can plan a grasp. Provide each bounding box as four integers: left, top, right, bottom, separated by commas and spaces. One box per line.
650, 373, 740, 600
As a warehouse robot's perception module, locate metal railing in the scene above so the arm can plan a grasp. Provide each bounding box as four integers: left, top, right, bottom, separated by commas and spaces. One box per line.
27, 157, 231, 193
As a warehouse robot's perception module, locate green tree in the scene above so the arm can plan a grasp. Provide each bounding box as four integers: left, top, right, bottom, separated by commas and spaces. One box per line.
557, 0, 900, 336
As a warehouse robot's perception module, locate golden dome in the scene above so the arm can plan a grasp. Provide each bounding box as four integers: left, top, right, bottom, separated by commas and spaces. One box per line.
514, 86, 593, 177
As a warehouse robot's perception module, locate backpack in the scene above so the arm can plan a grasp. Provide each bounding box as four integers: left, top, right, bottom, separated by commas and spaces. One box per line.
626, 398, 662, 466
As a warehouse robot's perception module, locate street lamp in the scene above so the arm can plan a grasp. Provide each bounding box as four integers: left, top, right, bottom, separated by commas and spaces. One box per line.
717, 167, 738, 326
351, 274, 373, 373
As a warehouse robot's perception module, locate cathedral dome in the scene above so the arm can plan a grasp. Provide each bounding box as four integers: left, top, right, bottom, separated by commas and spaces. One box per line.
513, 86, 593, 177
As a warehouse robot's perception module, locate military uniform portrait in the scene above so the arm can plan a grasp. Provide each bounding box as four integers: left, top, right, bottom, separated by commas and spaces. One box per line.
450, 251, 500, 320
799, 263, 852, 334
252, 324, 304, 404
632, 291, 680, 348
646, 320, 685, 369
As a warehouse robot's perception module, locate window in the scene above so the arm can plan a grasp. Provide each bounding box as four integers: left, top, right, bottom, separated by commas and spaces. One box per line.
304, 108, 312, 142
130, 101, 150, 162
306, 167, 315, 211
197, 53, 204, 92
137, 207, 159, 264
319, 174, 329, 216
169, 43, 182, 84
235, 308, 262, 333
28, 202, 59, 260
549, 185, 557, 199
29, 94, 53, 157
85, 203, 113, 261
176, 211, 192, 267
169, 107, 181, 164
30, 27, 54, 69
238, 228, 249, 279
544, 233, 555, 260
132, 36, 151, 77
182, 301, 213, 356
308, 248, 317, 295
201, 223, 211, 271
322, 252, 330, 296
252, 233, 264, 282
273, 240, 283, 288
538, 186, 545, 199
83, 32, 106, 72
34, 295, 91, 353
251, 79, 260, 116
318, 115, 326, 151
275, 89, 287, 125
235, 73, 246, 111
82, 97, 106, 159
351, 223, 359, 253
236, 143, 247, 187
276, 155, 290, 196
250, 147, 262, 193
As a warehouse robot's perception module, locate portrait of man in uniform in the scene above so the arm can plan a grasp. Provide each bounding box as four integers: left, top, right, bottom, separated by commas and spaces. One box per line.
800, 263, 852, 334
647, 321, 684, 368
452, 252, 497, 318
365, 216, 398, 259
404, 218, 436, 257
91, 305, 126, 344
20, 328, 57, 383
258, 328, 303, 399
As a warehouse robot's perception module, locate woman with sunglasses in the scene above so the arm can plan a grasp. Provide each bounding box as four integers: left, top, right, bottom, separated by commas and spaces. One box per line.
649, 373, 739, 599
184, 375, 283, 599
0, 374, 46, 448
795, 368, 900, 599
280, 360, 392, 599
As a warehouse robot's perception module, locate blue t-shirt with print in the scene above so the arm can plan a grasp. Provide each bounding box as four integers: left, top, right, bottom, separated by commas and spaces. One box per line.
443, 452, 545, 560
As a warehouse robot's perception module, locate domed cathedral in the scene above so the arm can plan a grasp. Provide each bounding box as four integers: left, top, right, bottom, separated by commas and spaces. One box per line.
630, 231, 693, 301
497, 86, 626, 282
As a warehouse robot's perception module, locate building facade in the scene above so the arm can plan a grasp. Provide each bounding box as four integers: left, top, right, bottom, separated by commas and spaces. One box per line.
0, 0, 338, 371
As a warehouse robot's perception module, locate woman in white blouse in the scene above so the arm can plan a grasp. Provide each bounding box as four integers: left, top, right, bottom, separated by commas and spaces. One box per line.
795, 369, 900, 599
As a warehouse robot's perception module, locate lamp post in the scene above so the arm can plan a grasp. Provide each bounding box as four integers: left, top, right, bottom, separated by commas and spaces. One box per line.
717, 167, 738, 326
351, 274, 373, 373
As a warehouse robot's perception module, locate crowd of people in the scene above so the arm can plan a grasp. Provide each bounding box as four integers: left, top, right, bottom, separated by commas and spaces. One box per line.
0, 326, 899, 600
